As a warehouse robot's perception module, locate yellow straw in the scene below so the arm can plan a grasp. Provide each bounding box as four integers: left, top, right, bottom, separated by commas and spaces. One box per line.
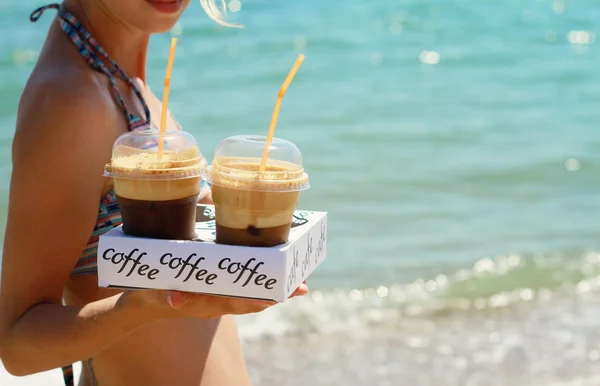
158, 37, 178, 159
258, 54, 305, 172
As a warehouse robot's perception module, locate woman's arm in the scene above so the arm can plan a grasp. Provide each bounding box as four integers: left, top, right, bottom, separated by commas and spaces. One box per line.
0, 78, 302, 377
0, 81, 162, 375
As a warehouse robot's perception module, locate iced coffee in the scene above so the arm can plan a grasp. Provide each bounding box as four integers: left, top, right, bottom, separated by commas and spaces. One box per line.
202, 135, 310, 247
104, 129, 206, 240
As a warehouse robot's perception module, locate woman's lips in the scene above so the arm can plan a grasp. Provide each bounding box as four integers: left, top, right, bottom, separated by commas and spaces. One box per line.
146, 0, 183, 14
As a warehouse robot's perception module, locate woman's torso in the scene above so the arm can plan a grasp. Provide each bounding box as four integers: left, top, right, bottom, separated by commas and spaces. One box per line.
30, 8, 251, 386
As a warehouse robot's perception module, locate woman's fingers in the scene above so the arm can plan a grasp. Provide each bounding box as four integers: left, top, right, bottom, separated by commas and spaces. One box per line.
162, 291, 276, 316
164, 290, 186, 309
157, 282, 309, 318
227, 298, 276, 314
289, 281, 309, 298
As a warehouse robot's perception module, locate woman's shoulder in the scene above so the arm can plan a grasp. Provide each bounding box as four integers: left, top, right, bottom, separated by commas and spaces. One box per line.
15, 60, 121, 152
22, 61, 116, 121
12, 60, 123, 176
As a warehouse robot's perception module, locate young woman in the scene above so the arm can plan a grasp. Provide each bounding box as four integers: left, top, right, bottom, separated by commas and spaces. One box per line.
0, 0, 308, 385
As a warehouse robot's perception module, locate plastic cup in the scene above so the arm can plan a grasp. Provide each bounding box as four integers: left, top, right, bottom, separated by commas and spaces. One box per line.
104, 129, 206, 240
202, 135, 310, 247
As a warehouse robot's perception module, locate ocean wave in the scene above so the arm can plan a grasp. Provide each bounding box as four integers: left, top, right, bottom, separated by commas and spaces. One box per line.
237, 250, 600, 341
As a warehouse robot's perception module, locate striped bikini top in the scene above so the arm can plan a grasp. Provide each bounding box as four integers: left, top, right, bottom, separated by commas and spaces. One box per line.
32, 4, 156, 276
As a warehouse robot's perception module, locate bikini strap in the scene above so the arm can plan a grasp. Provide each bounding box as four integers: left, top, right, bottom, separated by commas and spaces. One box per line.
30, 4, 152, 130
30, 3, 59, 22
61, 365, 75, 386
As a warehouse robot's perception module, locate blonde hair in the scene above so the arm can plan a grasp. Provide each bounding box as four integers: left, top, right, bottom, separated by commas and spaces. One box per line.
199, 0, 242, 28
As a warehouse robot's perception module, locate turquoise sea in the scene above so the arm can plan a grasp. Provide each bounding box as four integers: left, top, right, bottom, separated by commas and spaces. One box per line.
2, 0, 600, 385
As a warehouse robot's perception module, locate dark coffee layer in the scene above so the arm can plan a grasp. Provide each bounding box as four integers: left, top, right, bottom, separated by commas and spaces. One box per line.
216, 223, 292, 247
117, 194, 199, 240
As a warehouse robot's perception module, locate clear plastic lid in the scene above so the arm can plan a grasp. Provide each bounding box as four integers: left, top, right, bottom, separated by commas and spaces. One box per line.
202, 135, 310, 192
104, 129, 207, 180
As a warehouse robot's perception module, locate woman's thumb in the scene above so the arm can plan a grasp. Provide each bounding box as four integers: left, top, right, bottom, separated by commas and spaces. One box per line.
164, 290, 186, 309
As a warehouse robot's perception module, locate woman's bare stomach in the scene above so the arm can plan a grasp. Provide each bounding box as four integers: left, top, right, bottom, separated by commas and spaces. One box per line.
65, 275, 252, 386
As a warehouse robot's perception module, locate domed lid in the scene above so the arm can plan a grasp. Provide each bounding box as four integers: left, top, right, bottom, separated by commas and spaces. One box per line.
104, 129, 206, 180
202, 135, 310, 192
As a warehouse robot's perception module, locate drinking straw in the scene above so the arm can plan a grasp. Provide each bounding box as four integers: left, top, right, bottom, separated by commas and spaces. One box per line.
158, 37, 178, 159
258, 54, 305, 172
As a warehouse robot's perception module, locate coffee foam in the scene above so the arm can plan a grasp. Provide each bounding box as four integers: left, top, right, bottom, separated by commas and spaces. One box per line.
206, 157, 309, 192
108, 145, 203, 201
211, 185, 300, 229
113, 177, 200, 201
108, 145, 204, 178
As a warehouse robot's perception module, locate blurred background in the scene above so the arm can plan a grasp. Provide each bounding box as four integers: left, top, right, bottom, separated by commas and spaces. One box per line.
2, 0, 600, 385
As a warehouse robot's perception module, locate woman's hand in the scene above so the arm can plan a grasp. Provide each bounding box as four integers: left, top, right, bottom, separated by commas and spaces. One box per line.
132, 281, 309, 320
198, 184, 214, 205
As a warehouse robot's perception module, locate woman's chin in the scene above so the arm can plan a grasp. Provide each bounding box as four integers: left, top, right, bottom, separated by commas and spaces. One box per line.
139, 0, 188, 33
